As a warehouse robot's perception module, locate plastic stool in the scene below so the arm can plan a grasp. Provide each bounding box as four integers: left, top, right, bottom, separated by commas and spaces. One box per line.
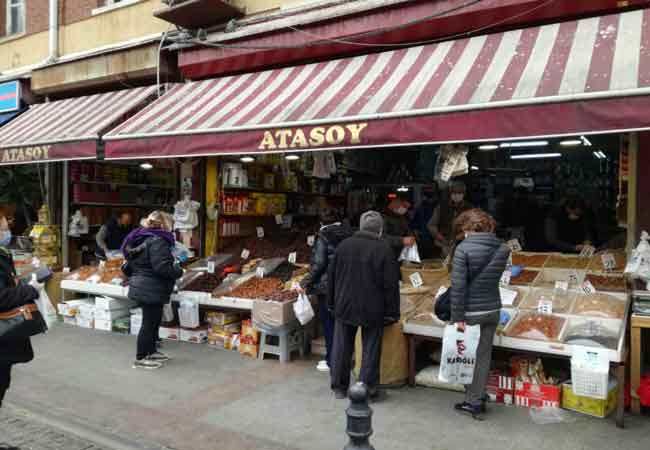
256, 321, 304, 363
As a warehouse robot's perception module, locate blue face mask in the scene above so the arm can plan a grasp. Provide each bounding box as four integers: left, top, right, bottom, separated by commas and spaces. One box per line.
0, 230, 11, 247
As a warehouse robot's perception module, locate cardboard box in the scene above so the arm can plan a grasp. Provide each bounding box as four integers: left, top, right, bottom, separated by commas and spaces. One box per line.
78, 304, 95, 319
239, 342, 258, 358
95, 297, 135, 310
241, 319, 260, 344
211, 321, 241, 334
561, 380, 618, 418
95, 319, 113, 332
252, 298, 298, 328
205, 310, 243, 326
208, 331, 233, 349
487, 371, 515, 405
159, 326, 180, 341
76, 317, 94, 329
514, 381, 561, 408
95, 308, 129, 321
180, 326, 208, 344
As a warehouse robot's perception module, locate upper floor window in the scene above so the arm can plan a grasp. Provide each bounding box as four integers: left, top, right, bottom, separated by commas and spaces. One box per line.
6, 0, 26, 36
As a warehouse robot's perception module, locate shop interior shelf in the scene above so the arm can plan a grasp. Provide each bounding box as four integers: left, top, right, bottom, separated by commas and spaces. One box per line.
222, 185, 345, 198
73, 180, 175, 189
71, 202, 172, 208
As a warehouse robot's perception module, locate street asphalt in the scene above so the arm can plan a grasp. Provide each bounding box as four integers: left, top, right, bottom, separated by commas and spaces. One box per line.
1, 325, 648, 450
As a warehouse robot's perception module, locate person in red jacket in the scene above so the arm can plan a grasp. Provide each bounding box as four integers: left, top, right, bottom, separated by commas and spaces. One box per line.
0, 215, 41, 407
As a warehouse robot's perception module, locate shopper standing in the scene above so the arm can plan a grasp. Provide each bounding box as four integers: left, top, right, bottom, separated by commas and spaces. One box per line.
449, 209, 510, 419
121, 211, 182, 369
328, 211, 400, 399
298, 211, 353, 373
0, 215, 42, 407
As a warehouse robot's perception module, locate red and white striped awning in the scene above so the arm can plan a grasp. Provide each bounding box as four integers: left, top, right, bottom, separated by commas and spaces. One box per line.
105, 9, 650, 159
0, 86, 158, 165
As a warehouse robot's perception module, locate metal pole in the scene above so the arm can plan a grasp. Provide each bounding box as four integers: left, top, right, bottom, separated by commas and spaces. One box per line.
61, 161, 69, 268
344, 383, 375, 450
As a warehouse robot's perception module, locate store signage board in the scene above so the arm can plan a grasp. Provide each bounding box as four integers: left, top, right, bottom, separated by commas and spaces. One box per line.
241, 249, 250, 259
288, 252, 297, 264
601, 253, 616, 271
409, 272, 423, 288
0, 81, 20, 113
580, 245, 596, 258
500, 270, 511, 286
258, 123, 368, 151
581, 280, 597, 295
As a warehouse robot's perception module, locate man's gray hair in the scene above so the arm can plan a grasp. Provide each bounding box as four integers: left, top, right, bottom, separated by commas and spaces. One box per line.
360, 210, 384, 237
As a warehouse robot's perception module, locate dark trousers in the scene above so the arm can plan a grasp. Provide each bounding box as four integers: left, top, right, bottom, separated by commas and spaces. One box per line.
0, 364, 11, 408
331, 320, 383, 392
317, 295, 335, 366
464, 311, 500, 405
137, 303, 163, 360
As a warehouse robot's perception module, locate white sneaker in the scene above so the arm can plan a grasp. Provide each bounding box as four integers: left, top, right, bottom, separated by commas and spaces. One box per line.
132, 358, 162, 370
316, 360, 330, 372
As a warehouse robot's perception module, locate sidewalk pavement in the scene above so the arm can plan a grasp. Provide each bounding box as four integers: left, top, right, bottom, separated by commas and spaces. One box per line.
2, 325, 649, 450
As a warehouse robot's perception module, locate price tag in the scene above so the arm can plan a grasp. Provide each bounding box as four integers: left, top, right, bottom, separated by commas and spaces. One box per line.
241, 249, 250, 260
568, 271, 579, 284
256, 266, 265, 278
555, 280, 569, 293
207, 260, 216, 274
288, 252, 297, 264
275, 214, 283, 225
537, 298, 553, 315
409, 272, 423, 288
581, 280, 597, 295
307, 235, 315, 247
601, 253, 616, 271
500, 270, 511, 286
580, 245, 596, 258
507, 239, 522, 252
256, 227, 265, 238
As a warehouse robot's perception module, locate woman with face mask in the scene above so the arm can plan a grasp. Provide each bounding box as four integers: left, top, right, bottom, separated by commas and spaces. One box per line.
0, 215, 42, 407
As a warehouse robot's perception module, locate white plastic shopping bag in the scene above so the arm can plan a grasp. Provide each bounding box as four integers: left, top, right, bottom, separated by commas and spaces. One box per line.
34, 289, 57, 329
293, 293, 315, 325
162, 301, 174, 323
178, 299, 200, 328
399, 242, 422, 264
625, 231, 650, 281
439, 324, 481, 385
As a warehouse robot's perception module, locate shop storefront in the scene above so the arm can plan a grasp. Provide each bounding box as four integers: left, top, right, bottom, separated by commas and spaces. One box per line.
49, 8, 650, 422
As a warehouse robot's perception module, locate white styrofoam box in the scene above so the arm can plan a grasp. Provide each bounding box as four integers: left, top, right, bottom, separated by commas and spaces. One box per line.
130, 314, 143, 328
78, 303, 95, 319
76, 317, 94, 329
94, 319, 113, 332
95, 308, 129, 322
95, 296, 136, 310
159, 326, 180, 341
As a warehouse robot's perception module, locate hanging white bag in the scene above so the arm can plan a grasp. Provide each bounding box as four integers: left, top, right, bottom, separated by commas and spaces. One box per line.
399, 242, 422, 264
293, 293, 315, 325
34, 288, 57, 329
439, 324, 481, 385
162, 301, 175, 323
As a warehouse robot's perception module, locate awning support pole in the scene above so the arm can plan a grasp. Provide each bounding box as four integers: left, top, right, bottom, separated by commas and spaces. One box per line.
61, 161, 69, 268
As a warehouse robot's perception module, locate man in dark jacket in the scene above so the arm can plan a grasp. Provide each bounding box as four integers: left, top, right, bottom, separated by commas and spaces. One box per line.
121, 211, 183, 370
96, 213, 134, 260
0, 224, 40, 407
328, 211, 400, 399
300, 213, 353, 372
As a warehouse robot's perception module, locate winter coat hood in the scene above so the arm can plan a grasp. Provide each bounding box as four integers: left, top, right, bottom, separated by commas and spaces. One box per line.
121, 227, 175, 257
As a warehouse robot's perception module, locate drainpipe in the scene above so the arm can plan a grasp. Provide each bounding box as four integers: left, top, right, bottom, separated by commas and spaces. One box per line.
48, 0, 58, 62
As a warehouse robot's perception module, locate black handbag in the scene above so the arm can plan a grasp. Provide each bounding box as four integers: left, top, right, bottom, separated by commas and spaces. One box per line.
434, 289, 451, 322
0, 303, 47, 340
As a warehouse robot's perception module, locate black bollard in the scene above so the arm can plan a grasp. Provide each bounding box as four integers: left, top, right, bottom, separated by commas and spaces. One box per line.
344, 382, 375, 450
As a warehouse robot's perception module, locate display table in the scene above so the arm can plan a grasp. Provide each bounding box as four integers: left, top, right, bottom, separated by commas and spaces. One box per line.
631, 311, 650, 414
404, 320, 628, 428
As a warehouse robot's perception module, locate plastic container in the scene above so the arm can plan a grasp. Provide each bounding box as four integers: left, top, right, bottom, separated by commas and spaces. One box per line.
518, 288, 576, 314
571, 347, 610, 399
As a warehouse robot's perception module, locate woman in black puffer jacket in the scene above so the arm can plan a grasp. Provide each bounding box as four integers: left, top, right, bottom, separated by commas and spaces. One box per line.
121, 211, 183, 370
0, 215, 40, 406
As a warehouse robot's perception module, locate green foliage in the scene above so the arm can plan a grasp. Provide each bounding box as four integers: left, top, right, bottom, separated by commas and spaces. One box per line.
0, 165, 42, 212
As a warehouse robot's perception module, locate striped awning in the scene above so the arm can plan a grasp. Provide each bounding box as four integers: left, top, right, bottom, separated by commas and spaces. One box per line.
105, 9, 650, 159
0, 86, 158, 165
0, 110, 22, 127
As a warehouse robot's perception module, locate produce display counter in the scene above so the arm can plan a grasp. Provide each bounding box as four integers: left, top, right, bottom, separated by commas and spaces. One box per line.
61, 279, 129, 300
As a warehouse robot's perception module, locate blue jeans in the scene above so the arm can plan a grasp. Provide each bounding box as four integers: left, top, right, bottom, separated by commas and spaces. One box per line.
318, 295, 335, 365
